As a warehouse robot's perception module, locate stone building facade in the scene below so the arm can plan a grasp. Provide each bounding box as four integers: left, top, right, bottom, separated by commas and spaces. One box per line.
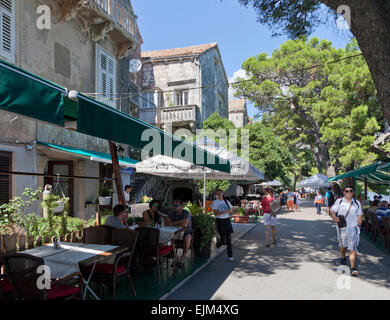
138, 43, 229, 133
0, 0, 141, 218
229, 99, 249, 128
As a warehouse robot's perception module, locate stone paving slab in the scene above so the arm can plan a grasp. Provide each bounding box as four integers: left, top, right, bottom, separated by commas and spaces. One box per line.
165, 201, 390, 300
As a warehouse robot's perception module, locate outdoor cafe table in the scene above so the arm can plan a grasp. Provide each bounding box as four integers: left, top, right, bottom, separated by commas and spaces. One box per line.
20, 242, 127, 300
129, 225, 185, 244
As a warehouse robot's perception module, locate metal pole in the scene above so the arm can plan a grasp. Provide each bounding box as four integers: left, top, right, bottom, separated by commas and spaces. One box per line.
203, 172, 206, 213
364, 176, 368, 201
0, 170, 112, 181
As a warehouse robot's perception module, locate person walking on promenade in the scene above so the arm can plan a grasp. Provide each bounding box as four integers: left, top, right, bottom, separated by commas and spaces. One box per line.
314, 191, 323, 215
261, 187, 277, 247
212, 189, 235, 261
325, 187, 336, 215
294, 190, 300, 212
329, 185, 362, 276
286, 188, 295, 212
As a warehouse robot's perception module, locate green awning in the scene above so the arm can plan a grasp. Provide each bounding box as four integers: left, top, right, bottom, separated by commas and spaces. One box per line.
0, 59, 66, 126
327, 159, 390, 185
76, 94, 231, 173
37, 141, 139, 168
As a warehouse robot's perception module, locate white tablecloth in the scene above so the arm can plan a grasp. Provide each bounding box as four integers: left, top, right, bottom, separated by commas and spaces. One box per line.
21, 243, 117, 280
129, 225, 183, 244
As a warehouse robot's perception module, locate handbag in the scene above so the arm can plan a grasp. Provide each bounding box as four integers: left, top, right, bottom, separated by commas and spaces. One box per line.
270, 199, 280, 217
336, 200, 353, 228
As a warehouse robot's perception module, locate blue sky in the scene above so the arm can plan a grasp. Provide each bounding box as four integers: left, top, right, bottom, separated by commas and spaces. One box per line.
131, 0, 353, 119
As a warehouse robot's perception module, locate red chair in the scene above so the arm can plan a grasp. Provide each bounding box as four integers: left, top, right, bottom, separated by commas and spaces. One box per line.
86, 228, 138, 300
135, 227, 176, 284
2, 253, 81, 300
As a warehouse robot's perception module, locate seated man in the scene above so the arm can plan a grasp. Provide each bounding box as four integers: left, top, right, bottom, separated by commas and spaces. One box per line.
165, 199, 192, 268
104, 204, 128, 229
375, 201, 390, 226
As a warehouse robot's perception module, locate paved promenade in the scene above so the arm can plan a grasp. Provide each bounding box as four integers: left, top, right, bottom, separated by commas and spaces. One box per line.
165, 200, 390, 300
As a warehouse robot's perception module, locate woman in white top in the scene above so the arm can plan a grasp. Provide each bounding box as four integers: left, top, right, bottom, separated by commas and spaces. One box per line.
212, 189, 235, 261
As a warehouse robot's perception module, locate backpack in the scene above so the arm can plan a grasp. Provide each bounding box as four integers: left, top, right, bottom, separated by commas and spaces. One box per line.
327, 191, 335, 207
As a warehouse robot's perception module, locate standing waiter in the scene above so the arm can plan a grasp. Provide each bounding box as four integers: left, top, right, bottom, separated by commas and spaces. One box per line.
212, 189, 235, 261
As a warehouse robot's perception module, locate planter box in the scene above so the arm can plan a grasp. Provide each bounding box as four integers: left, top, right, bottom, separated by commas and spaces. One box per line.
193, 229, 211, 259
99, 196, 111, 206
233, 215, 249, 224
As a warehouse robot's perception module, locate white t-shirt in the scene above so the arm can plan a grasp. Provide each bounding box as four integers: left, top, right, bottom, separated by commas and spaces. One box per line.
331, 197, 362, 228
287, 192, 295, 201
212, 199, 232, 219
124, 192, 130, 202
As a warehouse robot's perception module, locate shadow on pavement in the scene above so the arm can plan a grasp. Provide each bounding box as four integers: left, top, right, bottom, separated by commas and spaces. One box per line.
166, 203, 390, 299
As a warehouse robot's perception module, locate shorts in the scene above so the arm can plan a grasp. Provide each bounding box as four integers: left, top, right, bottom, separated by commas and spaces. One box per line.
263, 213, 277, 226
336, 226, 360, 251
287, 200, 294, 207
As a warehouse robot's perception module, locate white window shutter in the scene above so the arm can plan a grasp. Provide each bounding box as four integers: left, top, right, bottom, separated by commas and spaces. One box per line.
0, 0, 15, 62
96, 46, 116, 108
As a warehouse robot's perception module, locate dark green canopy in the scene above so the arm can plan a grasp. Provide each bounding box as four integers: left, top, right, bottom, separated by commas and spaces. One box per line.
0, 59, 66, 126
0, 59, 231, 174
327, 159, 390, 185
76, 94, 231, 173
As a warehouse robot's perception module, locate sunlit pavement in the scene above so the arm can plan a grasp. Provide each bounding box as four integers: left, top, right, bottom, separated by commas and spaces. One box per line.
164, 200, 390, 300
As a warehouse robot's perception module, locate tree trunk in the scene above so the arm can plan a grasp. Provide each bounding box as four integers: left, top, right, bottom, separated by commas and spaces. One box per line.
320, 0, 390, 123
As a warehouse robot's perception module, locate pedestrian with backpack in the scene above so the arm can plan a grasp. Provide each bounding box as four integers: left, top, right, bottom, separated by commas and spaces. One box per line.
325, 187, 335, 215
329, 185, 363, 276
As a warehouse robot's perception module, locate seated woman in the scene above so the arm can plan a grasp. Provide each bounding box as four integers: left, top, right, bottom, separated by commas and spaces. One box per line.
142, 200, 162, 225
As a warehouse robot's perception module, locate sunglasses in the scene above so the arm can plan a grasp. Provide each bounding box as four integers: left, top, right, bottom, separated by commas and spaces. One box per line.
152, 204, 159, 208
173, 204, 182, 208
344, 189, 354, 193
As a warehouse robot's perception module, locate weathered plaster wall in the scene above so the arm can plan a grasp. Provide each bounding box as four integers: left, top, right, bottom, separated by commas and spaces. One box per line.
200, 48, 229, 121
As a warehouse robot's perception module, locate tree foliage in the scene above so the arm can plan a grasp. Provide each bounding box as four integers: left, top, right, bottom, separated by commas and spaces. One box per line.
245, 122, 292, 184
234, 38, 383, 174
235, 0, 390, 134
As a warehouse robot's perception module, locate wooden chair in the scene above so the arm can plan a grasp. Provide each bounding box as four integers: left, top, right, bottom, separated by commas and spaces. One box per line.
135, 227, 175, 284
368, 212, 386, 243
89, 229, 138, 299
363, 209, 372, 234
2, 253, 80, 300
84, 226, 111, 245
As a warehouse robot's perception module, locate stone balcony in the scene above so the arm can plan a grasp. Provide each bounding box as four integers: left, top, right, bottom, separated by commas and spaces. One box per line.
159, 105, 200, 130
53, 0, 139, 58
94, 0, 138, 40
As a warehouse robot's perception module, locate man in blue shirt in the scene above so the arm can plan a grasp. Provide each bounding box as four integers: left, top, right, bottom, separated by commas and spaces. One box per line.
104, 204, 128, 229
375, 201, 390, 225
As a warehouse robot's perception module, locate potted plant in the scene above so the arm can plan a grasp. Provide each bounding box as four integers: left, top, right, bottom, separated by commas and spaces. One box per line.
233, 207, 249, 224
98, 183, 114, 206
186, 202, 215, 259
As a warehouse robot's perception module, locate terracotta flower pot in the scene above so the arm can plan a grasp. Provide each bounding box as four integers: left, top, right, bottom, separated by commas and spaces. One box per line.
233, 215, 249, 223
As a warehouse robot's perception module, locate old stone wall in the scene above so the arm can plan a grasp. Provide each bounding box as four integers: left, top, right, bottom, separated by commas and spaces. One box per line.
200, 48, 229, 121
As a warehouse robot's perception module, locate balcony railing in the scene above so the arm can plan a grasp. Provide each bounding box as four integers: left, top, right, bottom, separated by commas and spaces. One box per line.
94, 0, 137, 39
160, 105, 199, 123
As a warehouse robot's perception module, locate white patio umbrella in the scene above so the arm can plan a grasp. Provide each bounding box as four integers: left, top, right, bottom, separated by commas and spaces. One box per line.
297, 174, 330, 188
136, 137, 264, 211
259, 180, 283, 187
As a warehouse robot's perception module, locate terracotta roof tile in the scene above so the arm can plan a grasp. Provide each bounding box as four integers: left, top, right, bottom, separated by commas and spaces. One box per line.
229, 99, 246, 111
141, 43, 218, 59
